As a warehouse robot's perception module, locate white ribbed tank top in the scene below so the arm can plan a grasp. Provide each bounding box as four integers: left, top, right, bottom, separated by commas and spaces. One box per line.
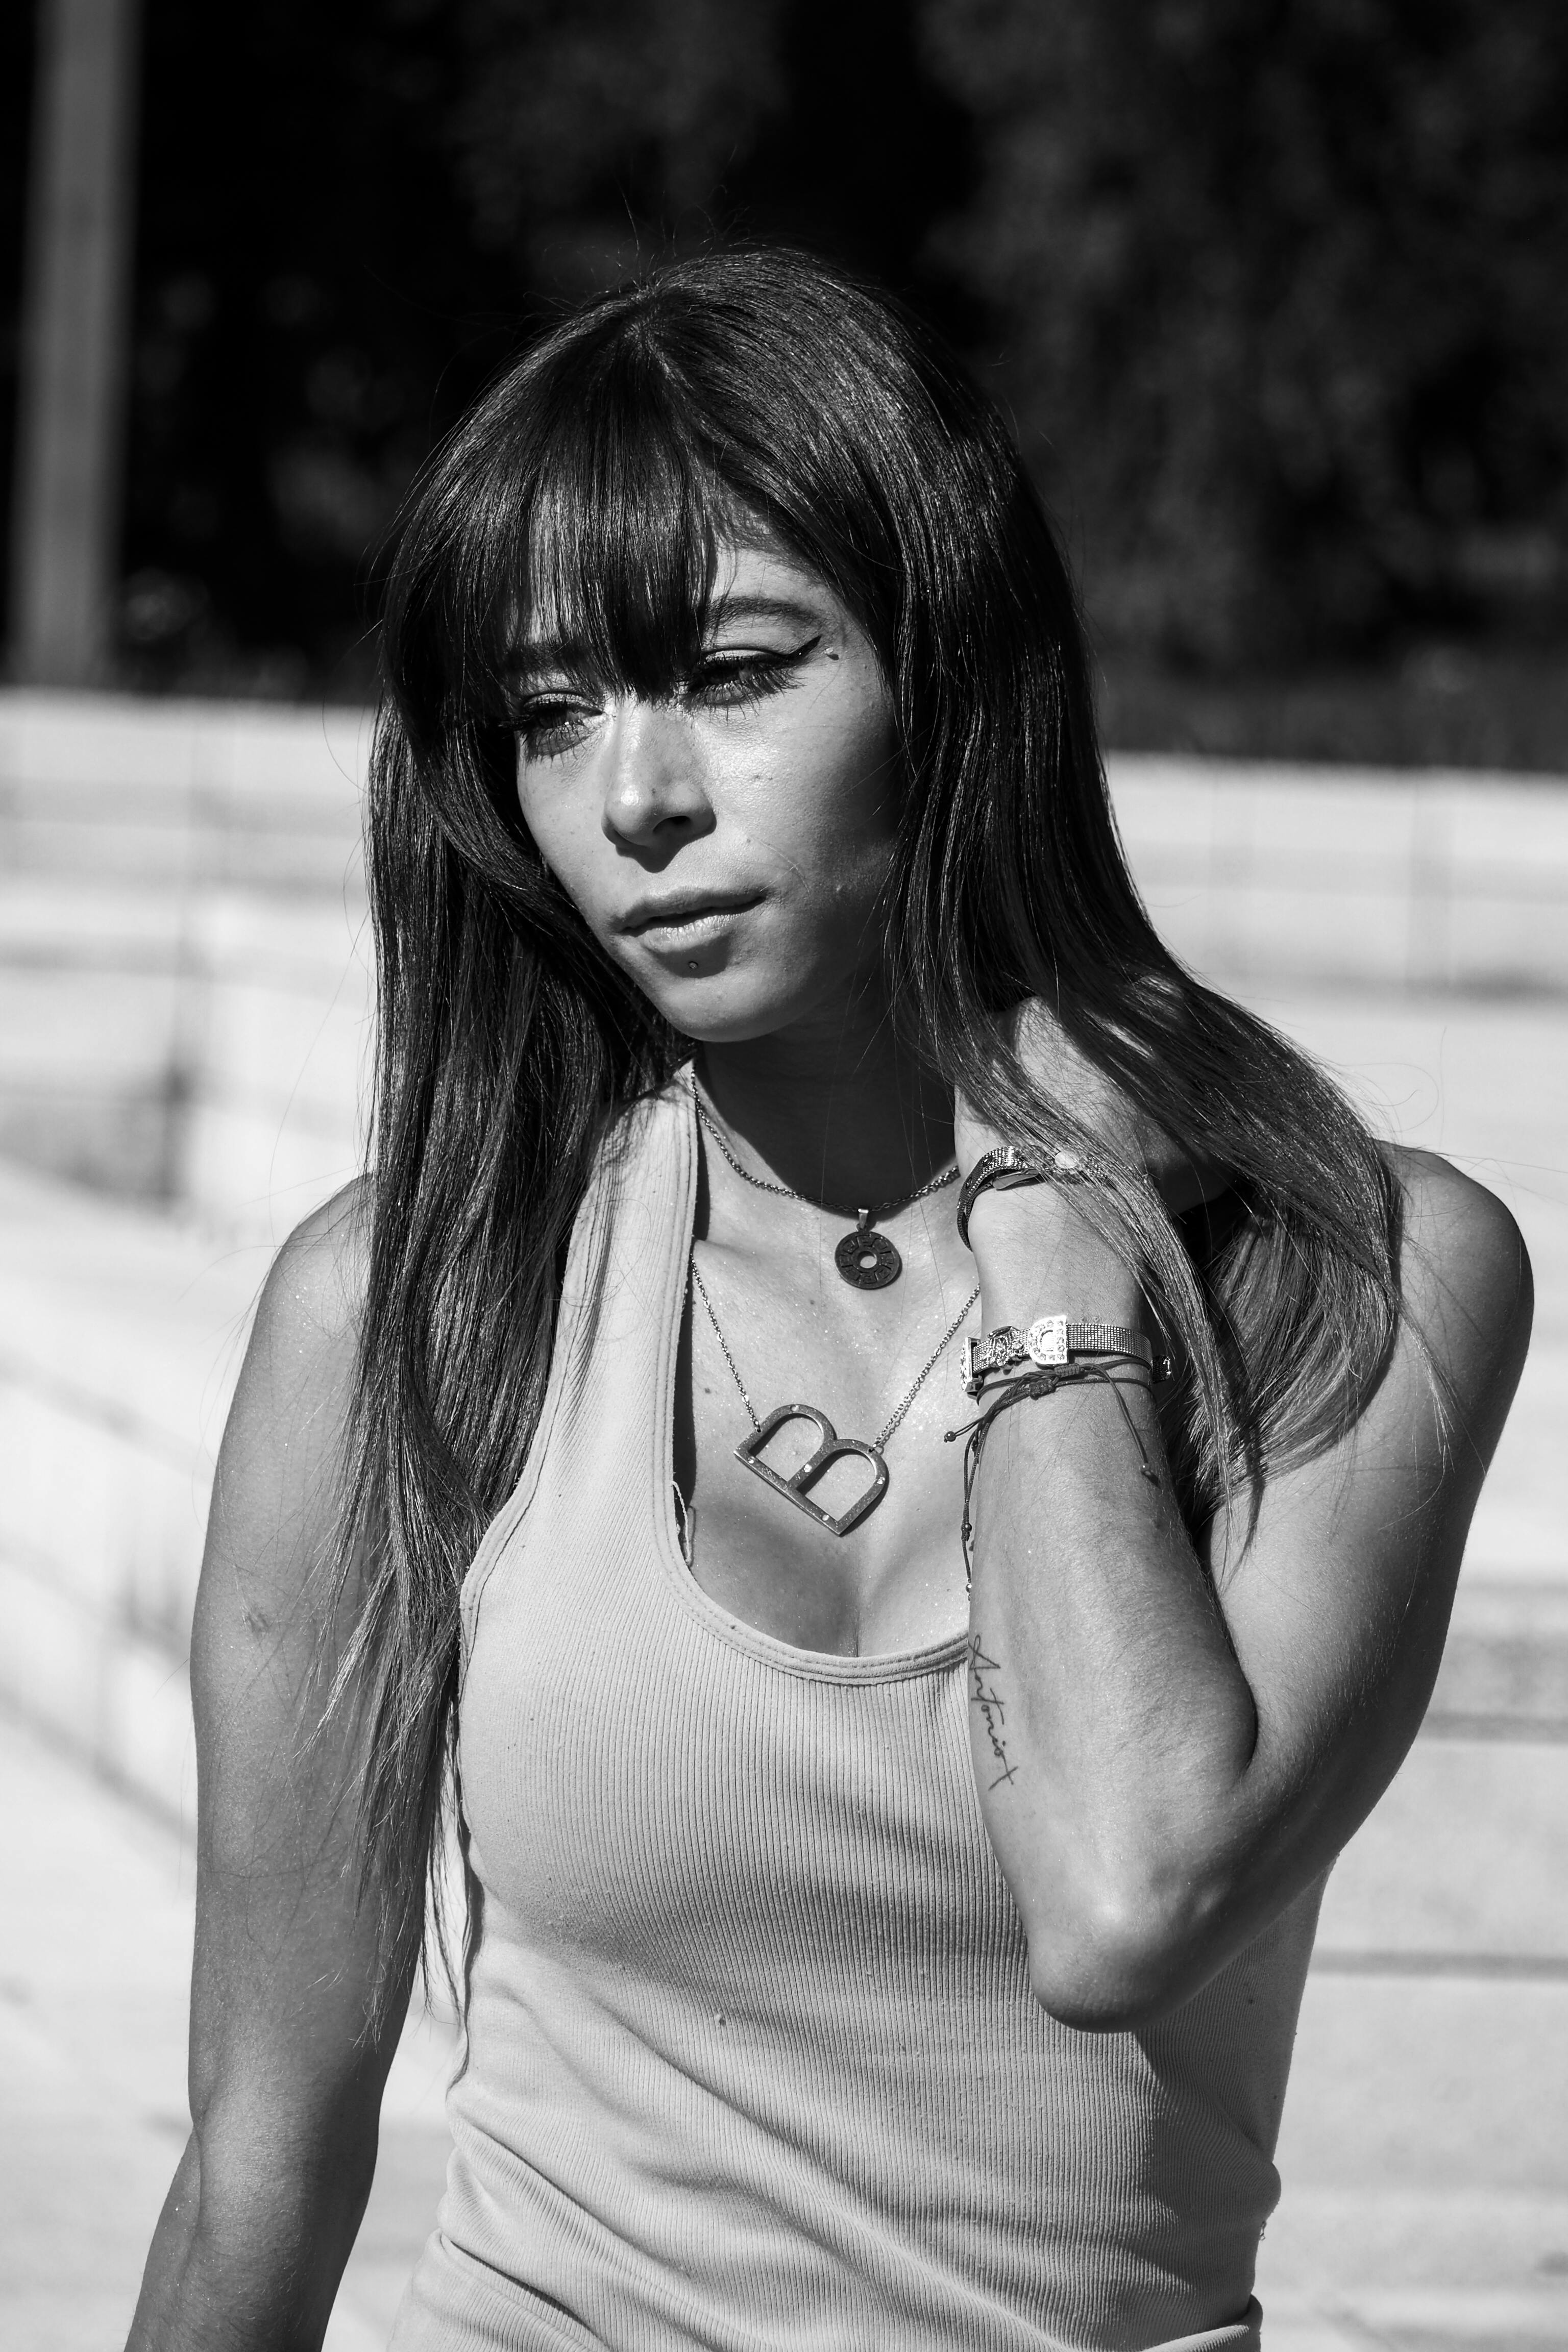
391, 1076, 1324, 2352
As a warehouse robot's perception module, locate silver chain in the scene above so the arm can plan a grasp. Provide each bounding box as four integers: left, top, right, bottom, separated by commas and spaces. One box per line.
693, 1089, 959, 1221
689, 1259, 763, 1430
689, 1256, 980, 1453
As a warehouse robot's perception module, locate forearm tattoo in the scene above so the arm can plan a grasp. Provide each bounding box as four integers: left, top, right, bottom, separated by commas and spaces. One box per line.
967, 1631, 1019, 1791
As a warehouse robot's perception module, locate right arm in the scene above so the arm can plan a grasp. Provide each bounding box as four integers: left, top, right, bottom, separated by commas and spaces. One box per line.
128, 1186, 421, 2352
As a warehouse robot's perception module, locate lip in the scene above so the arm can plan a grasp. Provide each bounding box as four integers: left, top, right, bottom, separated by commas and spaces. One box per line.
620, 889, 765, 941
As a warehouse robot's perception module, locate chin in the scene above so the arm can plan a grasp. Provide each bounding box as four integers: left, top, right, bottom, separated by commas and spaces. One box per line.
667, 999, 807, 1047
653, 971, 829, 1045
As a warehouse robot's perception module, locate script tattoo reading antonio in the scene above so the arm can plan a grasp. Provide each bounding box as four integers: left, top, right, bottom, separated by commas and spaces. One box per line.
967, 1632, 1018, 1791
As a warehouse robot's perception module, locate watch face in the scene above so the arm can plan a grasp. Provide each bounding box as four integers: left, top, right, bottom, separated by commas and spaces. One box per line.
1026, 1316, 1069, 1367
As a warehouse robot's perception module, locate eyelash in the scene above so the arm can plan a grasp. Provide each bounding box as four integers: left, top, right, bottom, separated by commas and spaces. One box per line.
515, 639, 821, 757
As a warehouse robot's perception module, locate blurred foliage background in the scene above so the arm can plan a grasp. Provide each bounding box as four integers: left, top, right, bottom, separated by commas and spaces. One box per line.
3, 0, 1566, 759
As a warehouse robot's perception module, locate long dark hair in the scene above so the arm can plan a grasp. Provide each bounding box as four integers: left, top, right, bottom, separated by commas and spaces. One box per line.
335, 246, 1400, 2018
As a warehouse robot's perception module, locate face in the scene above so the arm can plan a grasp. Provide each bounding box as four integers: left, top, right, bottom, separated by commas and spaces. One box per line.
511, 541, 900, 1044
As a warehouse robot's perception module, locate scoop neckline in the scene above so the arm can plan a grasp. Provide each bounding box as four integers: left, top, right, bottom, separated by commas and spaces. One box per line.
647, 1071, 973, 1687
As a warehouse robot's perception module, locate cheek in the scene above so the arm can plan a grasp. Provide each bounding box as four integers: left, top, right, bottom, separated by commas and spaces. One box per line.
762, 698, 898, 853
816, 731, 901, 906
514, 760, 543, 851
517, 772, 593, 898
514, 761, 555, 857
759, 731, 896, 939
832, 690, 901, 831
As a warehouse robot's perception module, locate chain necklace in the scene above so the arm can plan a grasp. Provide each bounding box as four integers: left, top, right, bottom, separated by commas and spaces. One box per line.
693, 1089, 960, 1291
689, 1256, 979, 1537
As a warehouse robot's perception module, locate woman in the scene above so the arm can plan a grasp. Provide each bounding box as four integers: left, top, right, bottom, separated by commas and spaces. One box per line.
129, 249, 1530, 2352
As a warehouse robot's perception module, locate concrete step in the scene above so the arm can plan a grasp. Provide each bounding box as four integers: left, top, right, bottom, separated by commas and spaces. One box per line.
0, 689, 367, 894
0, 1709, 457, 2351
0, 1159, 270, 1811
0, 882, 368, 1215
1316, 1733, 1568, 1964
1431, 1581, 1568, 1732
1115, 755, 1568, 992
1238, 988, 1568, 1601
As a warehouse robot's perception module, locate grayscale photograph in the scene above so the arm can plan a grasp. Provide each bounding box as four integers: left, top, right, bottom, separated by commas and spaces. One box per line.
0, 4, 1563, 2349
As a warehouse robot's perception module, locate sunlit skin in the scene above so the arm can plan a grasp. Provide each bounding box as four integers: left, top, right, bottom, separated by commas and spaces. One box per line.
513, 538, 981, 1652
514, 544, 895, 1035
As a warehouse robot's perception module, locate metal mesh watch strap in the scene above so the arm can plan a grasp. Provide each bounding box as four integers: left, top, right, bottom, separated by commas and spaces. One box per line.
1052, 1319, 1152, 1363
962, 1315, 1154, 1396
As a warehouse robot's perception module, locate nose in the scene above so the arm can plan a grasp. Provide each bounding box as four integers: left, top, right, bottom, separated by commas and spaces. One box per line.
599, 700, 710, 852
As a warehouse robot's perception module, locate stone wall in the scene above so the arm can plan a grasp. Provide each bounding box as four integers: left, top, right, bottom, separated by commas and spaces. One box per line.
0, 691, 369, 1226
1116, 753, 1568, 994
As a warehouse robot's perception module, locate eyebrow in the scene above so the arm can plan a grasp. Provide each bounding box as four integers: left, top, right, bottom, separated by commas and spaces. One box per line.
505, 594, 825, 683
705, 593, 825, 633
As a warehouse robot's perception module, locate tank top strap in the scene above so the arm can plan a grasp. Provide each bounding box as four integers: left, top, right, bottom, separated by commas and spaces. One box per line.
573, 1069, 698, 1386
457, 1069, 697, 1647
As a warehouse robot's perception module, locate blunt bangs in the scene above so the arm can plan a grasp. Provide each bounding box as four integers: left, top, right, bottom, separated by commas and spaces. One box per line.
405, 258, 970, 745
509, 333, 745, 705
444, 315, 822, 732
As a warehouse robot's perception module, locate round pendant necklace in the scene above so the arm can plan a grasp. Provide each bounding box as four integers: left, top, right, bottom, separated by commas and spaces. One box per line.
693, 1089, 959, 1290
689, 1256, 979, 1537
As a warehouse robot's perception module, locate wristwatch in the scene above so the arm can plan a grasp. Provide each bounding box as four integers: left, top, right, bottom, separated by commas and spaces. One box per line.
956, 1144, 1111, 1250
962, 1316, 1155, 1397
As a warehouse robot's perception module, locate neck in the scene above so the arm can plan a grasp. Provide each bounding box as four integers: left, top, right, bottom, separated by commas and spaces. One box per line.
696, 990, 954, 1210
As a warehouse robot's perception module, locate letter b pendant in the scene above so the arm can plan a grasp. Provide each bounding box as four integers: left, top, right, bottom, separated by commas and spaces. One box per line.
734, 1403, 889, 1536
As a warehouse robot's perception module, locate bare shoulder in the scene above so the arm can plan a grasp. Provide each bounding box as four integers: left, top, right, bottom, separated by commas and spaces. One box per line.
1386, 1145, 1533, 1429
200, 1177, 375, 1639
252, 1174, 373, 1362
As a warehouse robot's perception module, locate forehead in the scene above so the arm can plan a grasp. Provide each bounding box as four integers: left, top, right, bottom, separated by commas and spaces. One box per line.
513, 535, 842, 673
703, 542, 841, 629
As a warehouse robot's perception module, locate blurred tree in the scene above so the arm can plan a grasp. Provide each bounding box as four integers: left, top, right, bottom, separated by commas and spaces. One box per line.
115, 0, 970, 695
72, 0, 1568, 692
921, 0, 1568, 666
451, 0, 790, 289
122, 0, 527, 698
447, 0, 974, 307
0, 4, 39, 653
11, 0, 143, 688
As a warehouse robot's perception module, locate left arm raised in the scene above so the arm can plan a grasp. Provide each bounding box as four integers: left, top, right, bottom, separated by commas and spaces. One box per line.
963, 1146, 1532, 2030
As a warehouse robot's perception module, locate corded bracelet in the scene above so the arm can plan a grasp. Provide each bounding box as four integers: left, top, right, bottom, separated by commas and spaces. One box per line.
944, 1356, 1163, 1589
955, 1144, 1112, 1250
962, 1316, 1155, 1398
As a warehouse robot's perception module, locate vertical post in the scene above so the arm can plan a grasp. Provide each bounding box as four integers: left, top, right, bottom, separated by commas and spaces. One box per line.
8, 0, 142, 687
